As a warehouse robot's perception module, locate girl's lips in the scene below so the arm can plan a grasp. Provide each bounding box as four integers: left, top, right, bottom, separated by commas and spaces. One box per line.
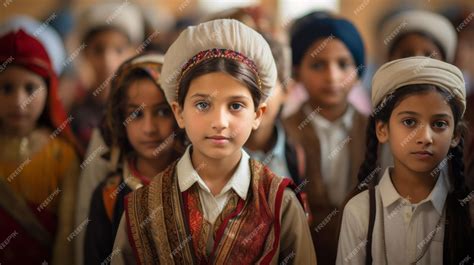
206, 136, 230, 145
411, 151, 433, 159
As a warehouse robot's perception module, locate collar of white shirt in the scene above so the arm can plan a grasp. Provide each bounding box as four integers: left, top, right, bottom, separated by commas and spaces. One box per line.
304, 103, 355, 130
379, 167, 449, 215
176, 145, 251, 200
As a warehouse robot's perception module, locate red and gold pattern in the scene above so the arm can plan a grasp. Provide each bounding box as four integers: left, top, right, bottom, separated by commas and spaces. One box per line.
176, 48, 263, 100
125, 159, 298, 265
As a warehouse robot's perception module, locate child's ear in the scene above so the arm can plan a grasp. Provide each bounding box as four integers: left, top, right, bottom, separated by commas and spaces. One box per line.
450, 131, 461, 148
252, 103, 267, 130
171, 101, 185, 129
375, 120, 389, 143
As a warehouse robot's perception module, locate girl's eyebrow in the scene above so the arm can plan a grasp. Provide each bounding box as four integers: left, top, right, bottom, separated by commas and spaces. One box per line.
432, 113, 452, 119
126, 102, 167, 109
397, 111, 419, 116
190, 93, 210, 99
397, 111, 453, 119
190, 93, 251, 101
228, 95, 251, 101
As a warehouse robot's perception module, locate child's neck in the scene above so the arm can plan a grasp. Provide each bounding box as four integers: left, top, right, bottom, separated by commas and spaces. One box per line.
135, 152, 173, 179
191, 148, 242, 196
391, 164, 438, 204
245, 125, 276, 154
310, 100, 348, 122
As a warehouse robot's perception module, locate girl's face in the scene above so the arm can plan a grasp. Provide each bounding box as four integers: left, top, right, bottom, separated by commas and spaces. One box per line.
171, 72, 266, 162
0, 66, 48, 136
125, 78, 175, 160
376, 90, 459, 174
296, 38, 358, 109
85, 29, 135, 101
389, 33, 444, 61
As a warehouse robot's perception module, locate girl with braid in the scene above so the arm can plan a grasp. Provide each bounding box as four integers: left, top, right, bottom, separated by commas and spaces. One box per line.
337, 57, 473, 264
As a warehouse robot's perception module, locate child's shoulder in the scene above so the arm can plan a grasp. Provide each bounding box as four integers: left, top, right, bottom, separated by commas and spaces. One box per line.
342, 189, 371, 231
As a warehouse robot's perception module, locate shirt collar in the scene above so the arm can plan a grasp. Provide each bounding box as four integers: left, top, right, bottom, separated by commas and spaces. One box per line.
304, 102, 355, 130
379, 167, 448, 215
177, 145, 251, 200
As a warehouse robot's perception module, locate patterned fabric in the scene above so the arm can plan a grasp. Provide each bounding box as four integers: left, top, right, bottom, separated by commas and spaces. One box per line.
125, 159, 297, 265
178, 48, 262, 95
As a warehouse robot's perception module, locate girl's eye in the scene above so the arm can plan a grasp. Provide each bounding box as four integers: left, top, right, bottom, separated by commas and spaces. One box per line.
432, 120, 448, 129
310, 62, 324, 70
0, 83, 14, 95
230, 103, 243, 111
155, 107, 171, 117
25, 83, 40, 95
128, 110, 143, 119
402, 119, 417, 127
338, 60, 350, 70
195, 101, 209, 111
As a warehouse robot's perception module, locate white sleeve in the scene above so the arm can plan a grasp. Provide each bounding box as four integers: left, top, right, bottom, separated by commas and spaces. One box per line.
336, 191, 369, 265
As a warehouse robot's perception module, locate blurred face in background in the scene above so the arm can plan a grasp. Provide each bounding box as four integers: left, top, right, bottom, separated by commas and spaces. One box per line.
0, 66, 48, 136
389, 33, 444, 61
84, 28, 135, 103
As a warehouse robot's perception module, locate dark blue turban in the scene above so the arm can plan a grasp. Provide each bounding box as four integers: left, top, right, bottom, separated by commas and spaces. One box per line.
290, 12, 366, 77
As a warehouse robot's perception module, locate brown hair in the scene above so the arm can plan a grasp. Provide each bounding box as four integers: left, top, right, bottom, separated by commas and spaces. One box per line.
102, 66, 185, 158
177, 57, 262, 109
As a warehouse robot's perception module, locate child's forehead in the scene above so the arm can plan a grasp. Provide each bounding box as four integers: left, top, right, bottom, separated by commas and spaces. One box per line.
187, 72, 253, 98
125, 79, 165, 103
86, 27, 131, 46
0, 65, 45, 81
393, 90, 454, 116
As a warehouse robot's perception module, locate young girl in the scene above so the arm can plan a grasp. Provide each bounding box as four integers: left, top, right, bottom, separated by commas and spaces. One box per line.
0, 30, 80, 264
84, 53, 185, 264
112, 19, 315, 265
337, 57, 474, 264
286, 11, 368, 264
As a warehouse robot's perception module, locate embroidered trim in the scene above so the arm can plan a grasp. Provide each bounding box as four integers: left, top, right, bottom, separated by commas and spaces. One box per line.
176, 48, 262, 100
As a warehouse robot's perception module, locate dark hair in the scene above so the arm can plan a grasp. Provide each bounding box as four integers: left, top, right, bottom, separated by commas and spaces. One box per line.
103, 68, 152, 155
389, 31, 447, 61
102, 68, 185, 157
177, 57, 262, 109
353, 84, 473, 260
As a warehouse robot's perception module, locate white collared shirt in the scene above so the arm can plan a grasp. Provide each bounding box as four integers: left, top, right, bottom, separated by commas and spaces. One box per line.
176, 145, 251, 225
337, 167, 449, 265
305, 104, 354, 206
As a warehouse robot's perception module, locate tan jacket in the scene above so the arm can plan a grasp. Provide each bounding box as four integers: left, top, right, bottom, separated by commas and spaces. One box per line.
284, 102, 367, 265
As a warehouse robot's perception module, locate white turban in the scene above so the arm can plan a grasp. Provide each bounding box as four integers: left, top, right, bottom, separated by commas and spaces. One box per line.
372, 57, 466, 115
160, 19, 277, 104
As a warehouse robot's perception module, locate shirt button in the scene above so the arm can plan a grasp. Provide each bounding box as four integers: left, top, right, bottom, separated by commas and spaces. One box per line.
404, 210, 412, 223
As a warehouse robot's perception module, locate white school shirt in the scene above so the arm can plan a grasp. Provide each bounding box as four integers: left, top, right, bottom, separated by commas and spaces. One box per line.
176, 146, 250, 254
305, 104, 354, 206
337, 167, 449, 265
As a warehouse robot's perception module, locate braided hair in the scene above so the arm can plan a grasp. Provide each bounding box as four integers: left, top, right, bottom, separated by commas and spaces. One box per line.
350, 84, 473, 261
